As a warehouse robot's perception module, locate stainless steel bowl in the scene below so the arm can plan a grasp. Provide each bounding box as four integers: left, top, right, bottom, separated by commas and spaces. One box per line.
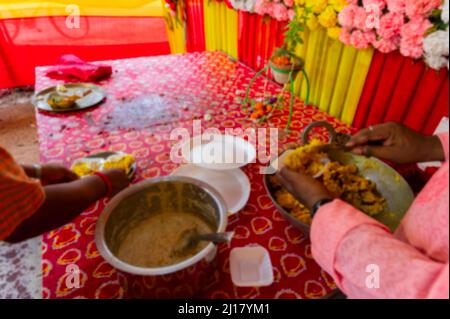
95, 176, 228, 277
264, 149, 415, 235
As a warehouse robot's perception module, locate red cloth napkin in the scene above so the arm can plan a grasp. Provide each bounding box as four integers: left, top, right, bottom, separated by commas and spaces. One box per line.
45, 54, 112, 82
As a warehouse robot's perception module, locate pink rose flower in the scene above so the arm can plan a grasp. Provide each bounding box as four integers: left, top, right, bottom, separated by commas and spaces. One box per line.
363, 0, 386, 11
349, 30, 376, 49
338, 4, 359, 28
273, 3, 289, 21
405, 0, 442, 19
401, 18, 432, 42
385, 0, 406, 14
354, 7, 371, 31
400, 18, 432, 58
377, 12, 405, 39
373, 35, 400, 53
339, 28, 353, 45
283, 0, 294, 7
400, 39, 424, 58
265, 3, 275, 16
254, 0, 266, 15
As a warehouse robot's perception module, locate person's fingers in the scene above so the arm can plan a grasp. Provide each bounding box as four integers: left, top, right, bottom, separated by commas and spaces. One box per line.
279, 166, 307, 184
346, 129, 370, 147
275, 171, 296, 195
346, 124, 391, 147
352, 145, 396, 161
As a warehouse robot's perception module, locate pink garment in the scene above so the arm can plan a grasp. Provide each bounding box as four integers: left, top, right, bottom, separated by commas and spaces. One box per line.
311, 132, 449, 299
45, 54, 112, 82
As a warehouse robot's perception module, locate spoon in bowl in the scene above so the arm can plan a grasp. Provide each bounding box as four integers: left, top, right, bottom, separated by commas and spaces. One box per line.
172, 229, 234, 257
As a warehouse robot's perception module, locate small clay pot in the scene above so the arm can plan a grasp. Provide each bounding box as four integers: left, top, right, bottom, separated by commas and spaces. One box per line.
269, 59, 302, 85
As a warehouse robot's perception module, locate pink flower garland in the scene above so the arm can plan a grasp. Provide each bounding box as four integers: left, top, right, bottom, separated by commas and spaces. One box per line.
254, 0, 295, 21
338, 0, 440, 57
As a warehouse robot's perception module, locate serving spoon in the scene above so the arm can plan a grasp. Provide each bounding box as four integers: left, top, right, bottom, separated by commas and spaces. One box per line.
172, 229, 234, 257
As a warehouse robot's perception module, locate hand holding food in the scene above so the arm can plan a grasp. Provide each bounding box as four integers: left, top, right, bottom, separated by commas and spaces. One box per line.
271, 140, 386, 224
276, 167, 332, 212
346, 122, 445, 164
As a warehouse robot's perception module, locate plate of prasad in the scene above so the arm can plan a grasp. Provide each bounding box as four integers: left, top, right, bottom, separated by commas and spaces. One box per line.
33, 83, 106, 112
264, 139, 415, 234
71, 151, 136, 179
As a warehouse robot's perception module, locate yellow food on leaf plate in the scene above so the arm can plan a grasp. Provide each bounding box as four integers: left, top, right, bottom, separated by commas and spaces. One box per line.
102, 154, 135, 175
71, 159, 104, 177
71, 153, 136, 177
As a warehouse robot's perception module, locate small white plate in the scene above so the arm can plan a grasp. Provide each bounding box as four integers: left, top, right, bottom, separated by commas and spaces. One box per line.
171, 164, 250, 215
230, 246, 274, 287
181, 134, 256, 170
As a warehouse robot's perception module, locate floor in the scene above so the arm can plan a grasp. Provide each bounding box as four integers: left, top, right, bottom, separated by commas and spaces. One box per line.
0, 87, 42, 299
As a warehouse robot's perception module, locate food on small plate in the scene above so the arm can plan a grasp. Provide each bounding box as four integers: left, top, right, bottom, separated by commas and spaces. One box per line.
56, 84, 68, 93
47, 86, 94, 110
71, 159, 103, 177
102, 154, 135, 175
47, 92, 80, 109
270, 139, 386, 225
71, 153, 135, 177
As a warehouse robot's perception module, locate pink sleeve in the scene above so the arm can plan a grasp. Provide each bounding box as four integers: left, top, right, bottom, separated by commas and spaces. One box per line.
311, 199, 449, 299
438, 132, 449, 162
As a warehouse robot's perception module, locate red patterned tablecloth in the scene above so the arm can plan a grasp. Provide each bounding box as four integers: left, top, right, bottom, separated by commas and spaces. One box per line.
35, 51, 355, 299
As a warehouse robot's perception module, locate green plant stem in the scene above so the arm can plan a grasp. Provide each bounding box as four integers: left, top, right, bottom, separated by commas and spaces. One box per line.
302, 69, 310, 106
285, 70, 295, 133
243, 65, 269, 107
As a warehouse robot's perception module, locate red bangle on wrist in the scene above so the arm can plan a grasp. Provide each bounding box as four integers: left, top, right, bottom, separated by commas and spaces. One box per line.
94, 172, 113, 198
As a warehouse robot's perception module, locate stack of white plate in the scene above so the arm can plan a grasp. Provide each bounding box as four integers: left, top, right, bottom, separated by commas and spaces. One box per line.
172, 134, 256, 215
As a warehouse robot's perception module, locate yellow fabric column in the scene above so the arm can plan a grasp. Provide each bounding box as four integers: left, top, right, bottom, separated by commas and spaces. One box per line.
161, 1, 186, 54
341, 48, 374, 124
220, 2, 227, 52
226, 5, 238, 58
318, 39, 344, 113
204, 0, 215, 51
300, 28, 326, 104
203, 0, 238, 57
311, 31, 329, 106
215, 1, 223, 51
328, 45, 357, 118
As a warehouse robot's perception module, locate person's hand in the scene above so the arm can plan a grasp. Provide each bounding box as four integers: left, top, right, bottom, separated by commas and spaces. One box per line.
101, 169, 130, 197
346, 122, 445, 164
276, 166, 333, 211
40, 163, 79, 185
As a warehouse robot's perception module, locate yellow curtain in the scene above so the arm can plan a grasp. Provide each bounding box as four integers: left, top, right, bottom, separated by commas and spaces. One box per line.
203, 0, 237, 58
161, 0, 186, 54
0, 0, 164, 19
294, 26, 374, 124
